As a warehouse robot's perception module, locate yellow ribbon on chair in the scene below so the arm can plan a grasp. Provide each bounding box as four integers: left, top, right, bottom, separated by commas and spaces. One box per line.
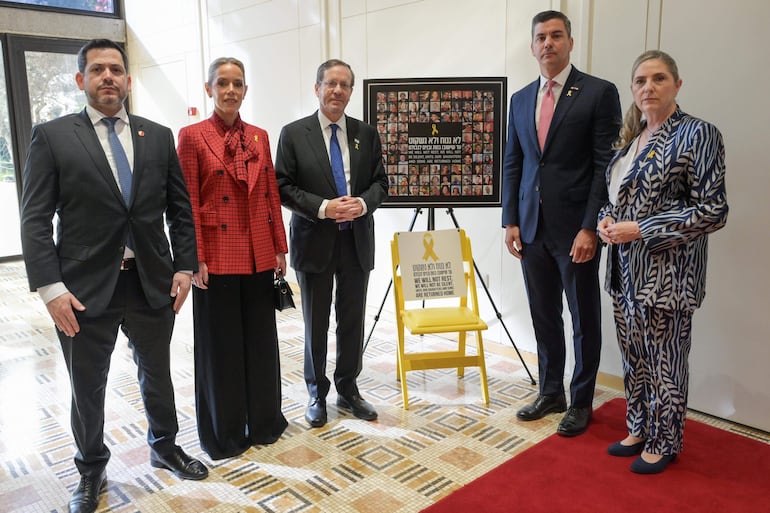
422, 233, 439, 262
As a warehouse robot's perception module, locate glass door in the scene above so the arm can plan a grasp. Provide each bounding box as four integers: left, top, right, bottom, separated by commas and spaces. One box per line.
0, 35, 87, 259
0, 39, 20, 258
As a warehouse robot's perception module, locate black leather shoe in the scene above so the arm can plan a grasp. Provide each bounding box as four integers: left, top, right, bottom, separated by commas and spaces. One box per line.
69, 469, 107, 513
630, 453, 677, 474
557, 406, 593, 437
608, 439, 645, 457
516, 394, 567, 421
305, 397, 327, 427
150, 446, 208, 480
337, 393, 378, 421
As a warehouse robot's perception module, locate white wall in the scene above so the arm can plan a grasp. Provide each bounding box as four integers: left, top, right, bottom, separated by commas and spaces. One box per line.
125, 0, 770, 431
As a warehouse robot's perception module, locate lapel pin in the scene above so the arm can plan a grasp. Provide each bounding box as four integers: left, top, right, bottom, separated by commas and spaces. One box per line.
138, 130, 145, 137
647, 150, 656, 159
354, 138, 360, 150
254, 135, 259, 142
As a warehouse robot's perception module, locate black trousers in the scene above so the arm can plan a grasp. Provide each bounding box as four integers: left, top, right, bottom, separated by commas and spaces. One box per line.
192, 271, 287, 460
57, 269, 178, 477
296, 230, 369, 401
520, 234, 602, 408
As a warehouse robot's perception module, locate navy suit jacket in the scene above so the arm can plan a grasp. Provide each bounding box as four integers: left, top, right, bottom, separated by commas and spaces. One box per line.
502, 67, 621, 253
275, 112, 388, 273
21, 109, 197, 316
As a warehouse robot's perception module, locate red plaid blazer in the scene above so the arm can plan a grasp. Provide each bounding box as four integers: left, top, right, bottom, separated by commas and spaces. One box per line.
177, 115, 288, 275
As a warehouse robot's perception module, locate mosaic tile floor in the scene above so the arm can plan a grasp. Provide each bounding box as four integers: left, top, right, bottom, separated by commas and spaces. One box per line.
1, 260, 767, 513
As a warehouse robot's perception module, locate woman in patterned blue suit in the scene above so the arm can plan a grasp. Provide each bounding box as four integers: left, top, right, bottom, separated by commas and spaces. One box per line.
597, 50, 728, 474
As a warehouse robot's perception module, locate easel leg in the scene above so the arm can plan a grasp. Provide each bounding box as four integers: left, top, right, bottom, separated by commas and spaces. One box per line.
445, 208, 537, 385
363, 208, 423, 351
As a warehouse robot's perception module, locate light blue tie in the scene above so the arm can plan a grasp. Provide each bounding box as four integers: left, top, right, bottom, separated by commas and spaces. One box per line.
103, 117, 133, 207
329, 124, 348, 196
104, 117, 133, 249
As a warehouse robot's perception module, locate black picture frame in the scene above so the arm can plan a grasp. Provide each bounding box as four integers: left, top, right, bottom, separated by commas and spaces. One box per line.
363, 76, 506, 208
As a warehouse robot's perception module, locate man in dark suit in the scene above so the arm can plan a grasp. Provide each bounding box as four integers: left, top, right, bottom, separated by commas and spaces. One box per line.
20, 39, 207, 513
275, 59, 388, 428
502, 11, 621, 436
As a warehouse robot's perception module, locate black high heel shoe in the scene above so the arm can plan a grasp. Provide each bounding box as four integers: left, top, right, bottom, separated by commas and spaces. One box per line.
630, 453, 677, 474
607, 439, 645, 457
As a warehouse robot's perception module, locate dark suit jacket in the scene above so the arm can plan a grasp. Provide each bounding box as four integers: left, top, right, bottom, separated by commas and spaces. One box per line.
502, 67, 621, 252
21, 109, 197, 317
275, 112, 388, 273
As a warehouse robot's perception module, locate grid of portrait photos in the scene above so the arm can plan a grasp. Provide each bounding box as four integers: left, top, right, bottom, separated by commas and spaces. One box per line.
364, 78, 505, 208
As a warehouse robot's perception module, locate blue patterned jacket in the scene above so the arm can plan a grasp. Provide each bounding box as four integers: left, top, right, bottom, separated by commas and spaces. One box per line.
598, 108, 728, 311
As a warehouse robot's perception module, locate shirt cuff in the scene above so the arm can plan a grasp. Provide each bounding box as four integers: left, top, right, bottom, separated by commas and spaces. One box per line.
38, 282, 70, 305
357, 197, 368, 215
318, 199, 329, 219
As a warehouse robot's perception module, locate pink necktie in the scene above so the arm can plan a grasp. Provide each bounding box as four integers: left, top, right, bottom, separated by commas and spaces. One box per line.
538, 80, 555, 150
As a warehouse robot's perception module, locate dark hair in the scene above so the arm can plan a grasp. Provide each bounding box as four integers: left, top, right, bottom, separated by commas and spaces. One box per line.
531, 10, 572, 39
616, 50, 680, 148
316, 59, 355, 88
207, 57, 246, 86
77, 39, 128, 73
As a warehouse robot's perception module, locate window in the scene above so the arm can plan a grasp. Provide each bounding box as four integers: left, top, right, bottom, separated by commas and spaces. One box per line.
0, 39, 18, 259
0, 36, 91, 259
0, 0, 118, 16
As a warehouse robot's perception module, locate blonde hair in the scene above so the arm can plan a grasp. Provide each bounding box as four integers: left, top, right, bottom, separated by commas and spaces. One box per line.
616, 50, 680, 149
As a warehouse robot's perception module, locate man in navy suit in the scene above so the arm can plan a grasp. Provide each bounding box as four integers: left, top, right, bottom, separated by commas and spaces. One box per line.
502, 11, 621, 436
275, 59, 388, 428
20, 39, 207, 513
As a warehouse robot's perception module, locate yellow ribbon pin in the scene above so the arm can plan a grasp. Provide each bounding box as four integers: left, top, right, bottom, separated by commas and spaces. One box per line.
431, 124, 439, 136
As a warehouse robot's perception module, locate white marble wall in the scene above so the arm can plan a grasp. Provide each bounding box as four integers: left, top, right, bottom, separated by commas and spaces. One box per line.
124, 0, 770, 432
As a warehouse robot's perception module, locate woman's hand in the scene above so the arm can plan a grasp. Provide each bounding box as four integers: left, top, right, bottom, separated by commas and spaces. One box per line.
602, 219, 642, 245
597, 216, 615, 245
275, 253, 287, 276
192, 262, 209, 289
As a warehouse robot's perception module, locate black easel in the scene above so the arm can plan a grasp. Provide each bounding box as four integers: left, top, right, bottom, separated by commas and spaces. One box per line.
363, 207, 422, 350
364, 207, 536, 385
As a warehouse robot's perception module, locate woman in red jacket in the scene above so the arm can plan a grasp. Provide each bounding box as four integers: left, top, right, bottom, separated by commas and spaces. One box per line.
177, 57, 288, 459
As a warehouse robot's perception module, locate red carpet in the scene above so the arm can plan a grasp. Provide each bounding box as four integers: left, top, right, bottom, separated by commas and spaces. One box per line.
422, 398, 770, 513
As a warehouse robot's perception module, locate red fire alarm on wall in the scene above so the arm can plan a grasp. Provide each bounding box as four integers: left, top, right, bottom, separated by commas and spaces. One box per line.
187, 107, 197, 116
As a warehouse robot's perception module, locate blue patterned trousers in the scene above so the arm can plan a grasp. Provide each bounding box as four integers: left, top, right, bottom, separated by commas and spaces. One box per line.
611, 293, 693, 455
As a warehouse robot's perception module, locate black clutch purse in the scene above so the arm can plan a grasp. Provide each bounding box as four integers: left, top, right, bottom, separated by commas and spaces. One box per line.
274, 271, 295, 311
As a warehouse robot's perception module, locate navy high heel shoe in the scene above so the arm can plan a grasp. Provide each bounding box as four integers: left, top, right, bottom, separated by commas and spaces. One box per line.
630, 453, 677, 474
607, 439, 645, 457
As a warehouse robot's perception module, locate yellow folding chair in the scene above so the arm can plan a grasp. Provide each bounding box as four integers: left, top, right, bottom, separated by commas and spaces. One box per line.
390, 228, 489, 409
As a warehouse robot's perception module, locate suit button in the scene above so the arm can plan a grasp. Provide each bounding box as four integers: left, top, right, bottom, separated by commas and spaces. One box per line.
221, 224, 227, 231
535, 186, 540, 192
223, 196, 229, 203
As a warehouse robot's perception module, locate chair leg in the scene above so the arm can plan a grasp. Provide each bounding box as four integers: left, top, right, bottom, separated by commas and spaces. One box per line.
396, 328, 410, 410
476, 330, 490, 405
457, 331, 466, 378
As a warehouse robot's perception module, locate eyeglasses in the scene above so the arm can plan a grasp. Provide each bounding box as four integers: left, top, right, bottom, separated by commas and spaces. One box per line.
322, 81, 352, 91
